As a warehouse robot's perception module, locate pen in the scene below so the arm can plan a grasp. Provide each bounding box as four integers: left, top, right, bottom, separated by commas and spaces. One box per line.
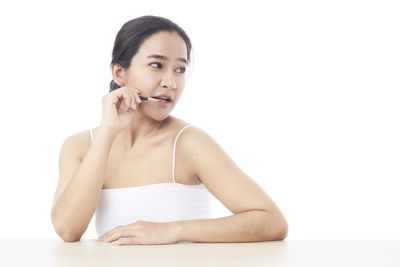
139, 96, 170, 102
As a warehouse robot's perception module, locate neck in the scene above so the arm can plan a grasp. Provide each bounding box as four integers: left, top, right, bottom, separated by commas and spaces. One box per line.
119, 110, 171, 148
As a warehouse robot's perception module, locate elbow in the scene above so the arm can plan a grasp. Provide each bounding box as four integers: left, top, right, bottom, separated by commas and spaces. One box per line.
274, 216, 289, 241
263, 210, 289, 241
51, 212, 83, 242
54, 225, 83, 242
58, 229, 82, 242
275, 221, 288, 240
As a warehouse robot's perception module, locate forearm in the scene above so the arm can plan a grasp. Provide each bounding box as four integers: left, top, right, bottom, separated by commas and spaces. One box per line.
52, 127, 116, 240
174, 210, 288, 243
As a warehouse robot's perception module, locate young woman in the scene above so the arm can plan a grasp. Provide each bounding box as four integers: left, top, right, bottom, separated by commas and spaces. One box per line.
51, 15, 288, 245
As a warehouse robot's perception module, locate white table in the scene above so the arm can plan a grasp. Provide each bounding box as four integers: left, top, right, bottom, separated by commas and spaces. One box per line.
0, 239, 399, 266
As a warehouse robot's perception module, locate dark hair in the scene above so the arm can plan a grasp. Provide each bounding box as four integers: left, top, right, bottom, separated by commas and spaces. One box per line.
109, 15, 192, 92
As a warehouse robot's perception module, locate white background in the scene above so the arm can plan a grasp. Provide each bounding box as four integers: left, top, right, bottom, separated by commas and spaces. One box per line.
0, 0, 399, 240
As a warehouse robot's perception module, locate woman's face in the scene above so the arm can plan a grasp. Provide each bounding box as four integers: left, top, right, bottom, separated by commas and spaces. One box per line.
115, 31, 188, 120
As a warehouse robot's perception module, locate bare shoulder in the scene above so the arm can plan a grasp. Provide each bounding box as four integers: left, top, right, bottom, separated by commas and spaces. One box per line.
179, 123, 224, 150
176, 124, 229, 178
60, 129, 92, 161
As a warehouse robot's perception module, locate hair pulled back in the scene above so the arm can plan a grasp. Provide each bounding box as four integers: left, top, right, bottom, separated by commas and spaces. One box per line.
109, 15, 192, 92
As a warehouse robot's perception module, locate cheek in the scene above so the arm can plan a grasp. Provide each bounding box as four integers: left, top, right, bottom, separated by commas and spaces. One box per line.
175, 80, 185, 98
176, 76, 186, 87
130, 69, 157, 86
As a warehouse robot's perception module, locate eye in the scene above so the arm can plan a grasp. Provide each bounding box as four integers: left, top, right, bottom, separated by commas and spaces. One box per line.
176, 67, 186, 73
150, 62, 162, 68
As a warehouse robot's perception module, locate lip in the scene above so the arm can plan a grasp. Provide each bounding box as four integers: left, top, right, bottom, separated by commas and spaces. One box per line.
152, 94, 173, 101
156, 100, 171, 107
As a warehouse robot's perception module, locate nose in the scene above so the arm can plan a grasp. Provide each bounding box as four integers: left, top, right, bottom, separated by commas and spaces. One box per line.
160, 70, 177, 89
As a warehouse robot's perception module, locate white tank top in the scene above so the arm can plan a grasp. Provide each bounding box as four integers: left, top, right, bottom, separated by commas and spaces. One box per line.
91, 124, 211, 237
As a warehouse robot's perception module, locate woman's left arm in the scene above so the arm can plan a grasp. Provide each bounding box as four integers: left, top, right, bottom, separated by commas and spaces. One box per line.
173, 126, 288, 242
99, 126, 288, 245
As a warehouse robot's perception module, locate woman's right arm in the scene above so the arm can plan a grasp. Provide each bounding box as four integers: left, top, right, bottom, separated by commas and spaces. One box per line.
51, 127, 117, 242
51, 86, 142, 242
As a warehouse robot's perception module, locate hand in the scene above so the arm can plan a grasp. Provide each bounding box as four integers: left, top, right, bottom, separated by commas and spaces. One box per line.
98, 220, 181, 245
100, 86, 142, 135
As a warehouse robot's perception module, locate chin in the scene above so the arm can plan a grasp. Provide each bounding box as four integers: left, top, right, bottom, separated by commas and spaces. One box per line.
145, 111, 172, 122
151, 105, 176, 119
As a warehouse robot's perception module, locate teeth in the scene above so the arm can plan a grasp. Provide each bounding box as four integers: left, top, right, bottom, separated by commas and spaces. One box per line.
152, 96, 171, 102
157, 97, 170, 100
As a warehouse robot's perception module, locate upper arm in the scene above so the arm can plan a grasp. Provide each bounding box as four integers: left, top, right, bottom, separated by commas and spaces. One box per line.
52, 132, 85, 209
181, 126, 284, 216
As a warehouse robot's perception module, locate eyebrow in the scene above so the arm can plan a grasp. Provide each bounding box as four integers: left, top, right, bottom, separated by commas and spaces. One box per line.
147, 54, 188, 65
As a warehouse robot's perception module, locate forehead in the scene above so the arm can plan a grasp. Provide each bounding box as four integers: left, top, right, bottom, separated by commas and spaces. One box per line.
136, 31, 187, 61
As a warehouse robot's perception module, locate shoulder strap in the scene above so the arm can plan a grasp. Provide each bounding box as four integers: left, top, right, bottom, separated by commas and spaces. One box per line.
172, 124, 192, 183
89, 128, 93, 143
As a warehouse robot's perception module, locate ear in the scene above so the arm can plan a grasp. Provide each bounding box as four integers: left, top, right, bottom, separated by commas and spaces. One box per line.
111, 63, 126, 87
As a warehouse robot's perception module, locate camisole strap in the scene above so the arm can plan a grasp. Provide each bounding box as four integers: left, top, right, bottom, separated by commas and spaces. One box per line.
90, 128, 94, 143
172, 124, 192, 183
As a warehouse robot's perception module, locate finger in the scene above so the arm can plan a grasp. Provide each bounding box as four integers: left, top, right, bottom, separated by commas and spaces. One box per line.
132, 94, 140, 108
134, 90, 141, 104
135, 89, 141, 100
127, 86, 140, 95
117, 88, 132, 111
123, 87, 137, 110
113, 89, 127, 111
103, 233, 122, 242
131, 93, 137, 110
124, 86, 138, 98
99, 226, 121, 241
126, 87, 141, 106
123, 88, 134, 111
103, 228, 131, 242
109, 90, 124, 107
111, 237, 138, 246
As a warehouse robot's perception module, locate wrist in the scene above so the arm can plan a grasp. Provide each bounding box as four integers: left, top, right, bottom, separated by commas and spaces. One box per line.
98, 125, 119, 138
169, 221, 184, 243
